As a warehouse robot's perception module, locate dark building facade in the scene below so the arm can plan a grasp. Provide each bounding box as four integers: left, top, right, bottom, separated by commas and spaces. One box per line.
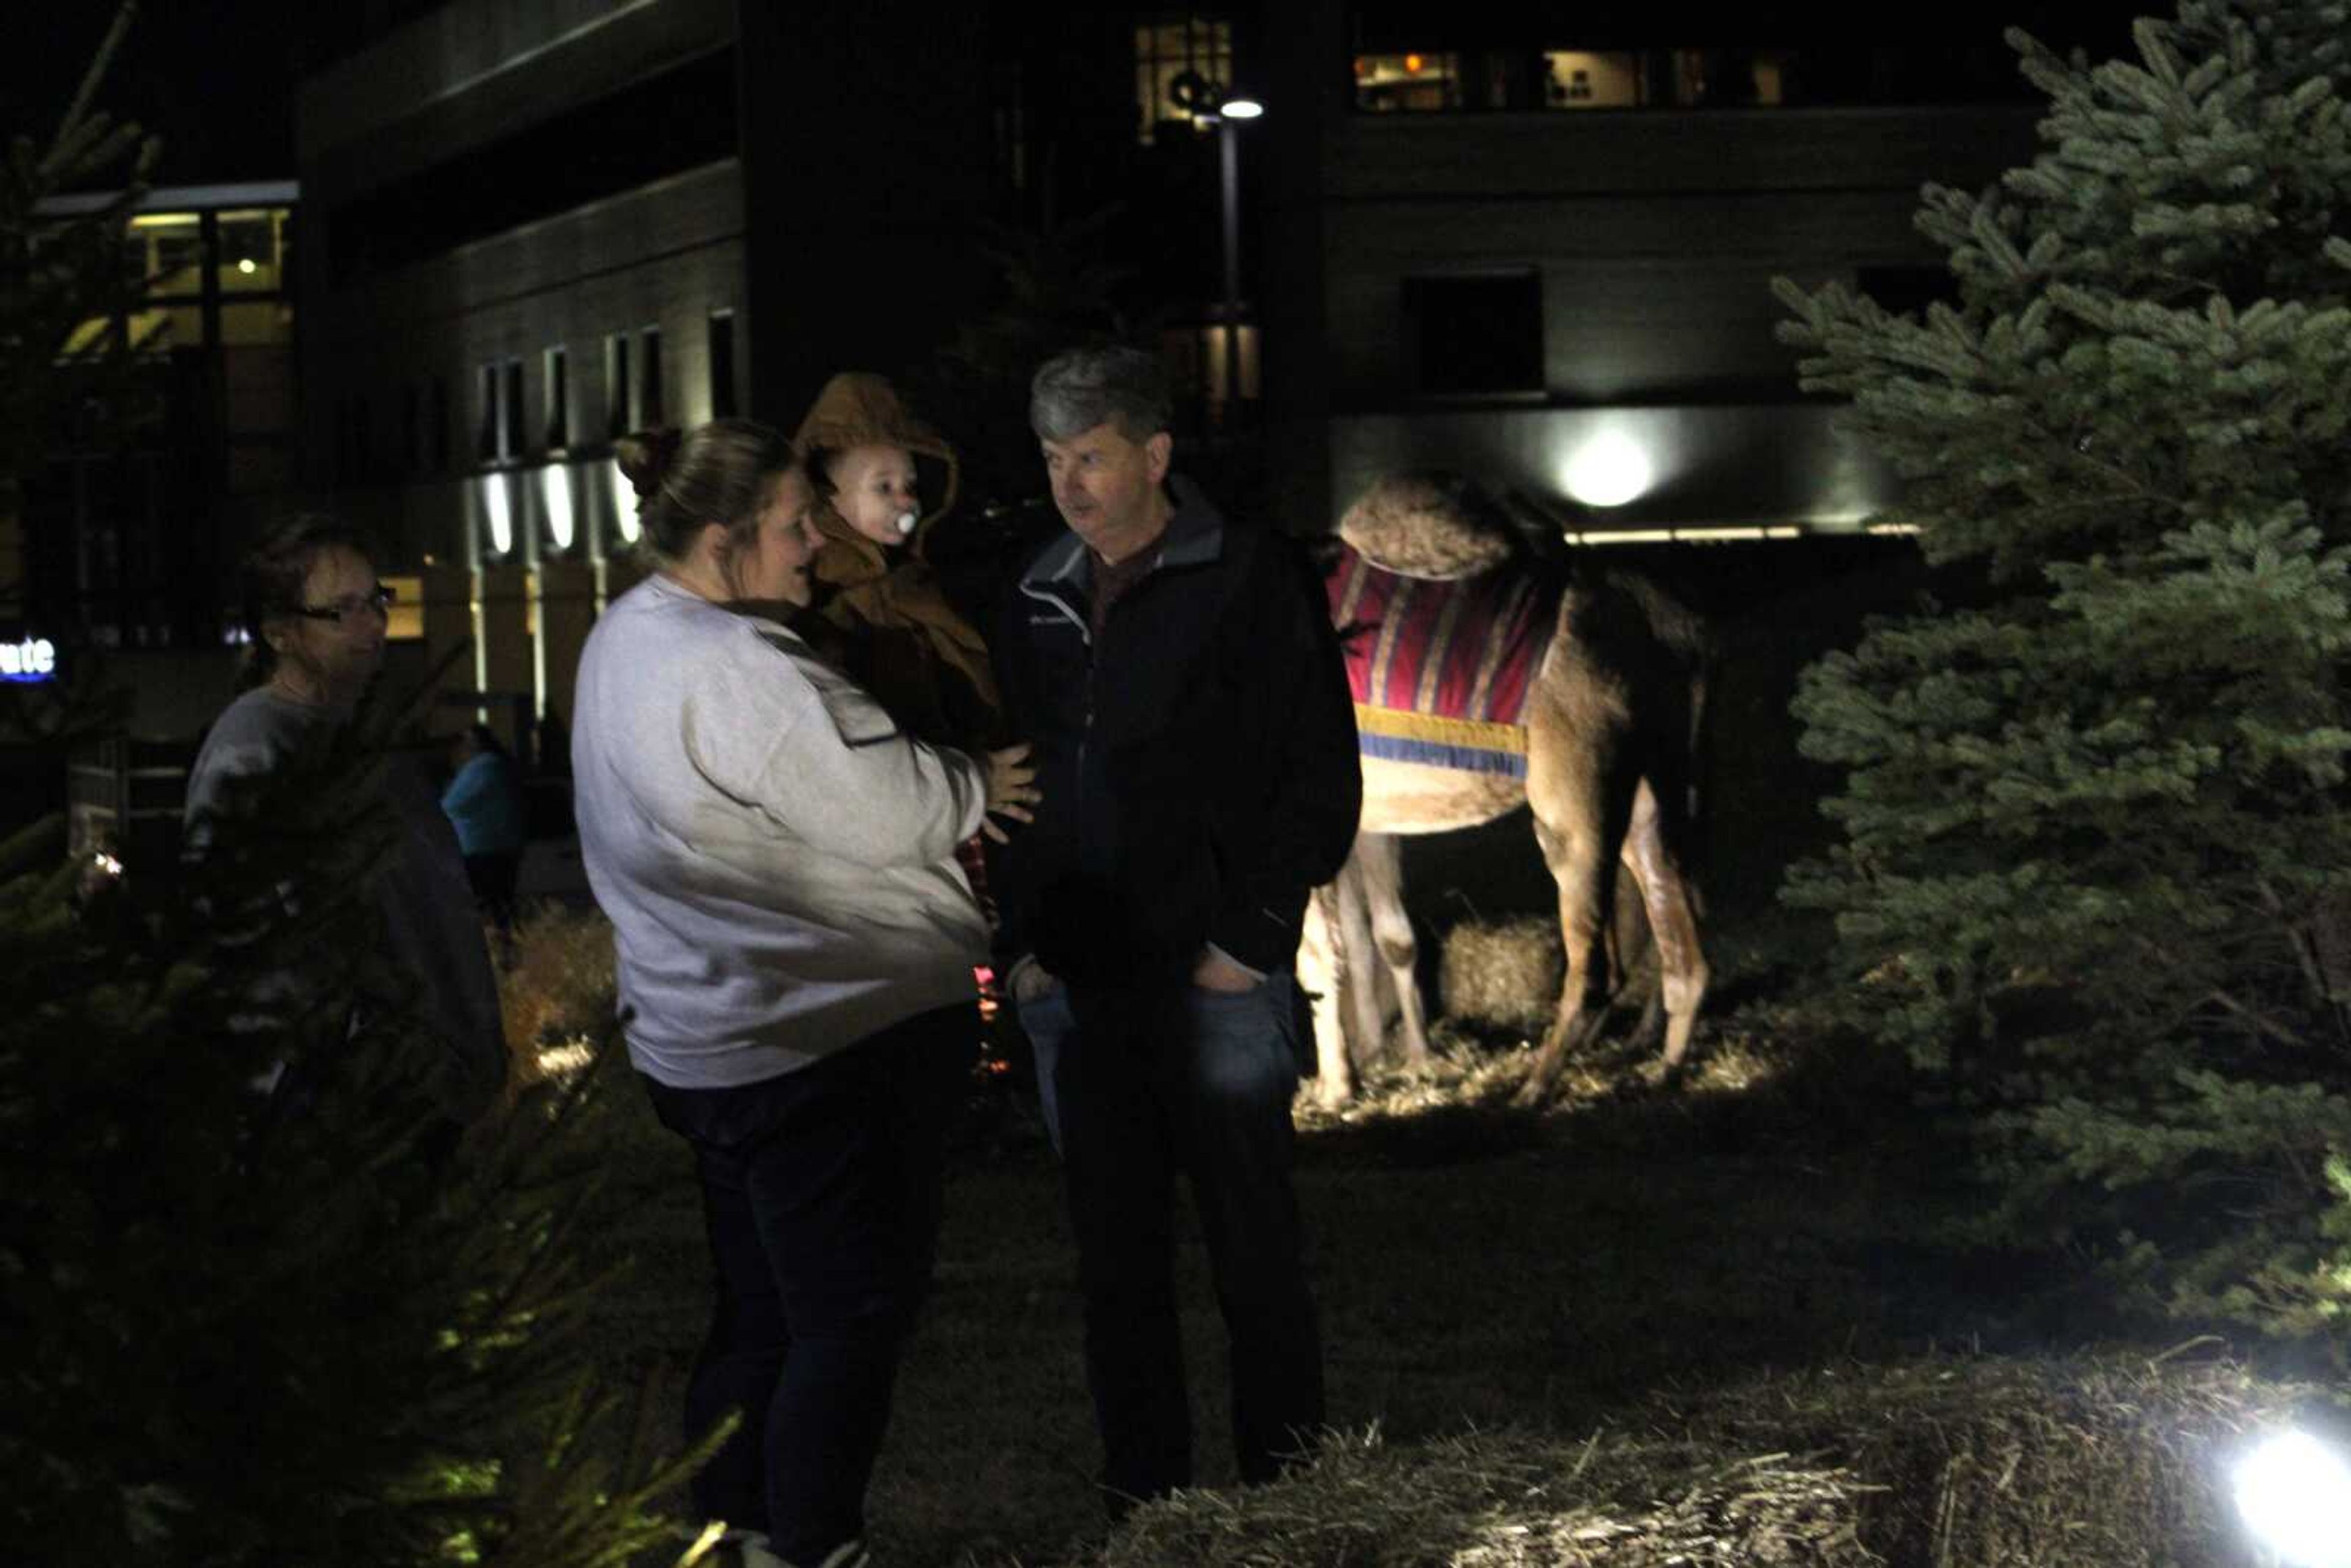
294, 0, 1015, 735
1256, 1, 2146, 538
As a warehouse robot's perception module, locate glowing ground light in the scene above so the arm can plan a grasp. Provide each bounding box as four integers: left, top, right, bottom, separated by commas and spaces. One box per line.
541, 465, 574, 552
1560, 430, 1656, 509
482, 474, 513, 555
2235, 1430, 2351, 1567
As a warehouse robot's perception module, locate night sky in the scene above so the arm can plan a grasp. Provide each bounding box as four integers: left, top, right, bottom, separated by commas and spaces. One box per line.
2, 2, 299, 187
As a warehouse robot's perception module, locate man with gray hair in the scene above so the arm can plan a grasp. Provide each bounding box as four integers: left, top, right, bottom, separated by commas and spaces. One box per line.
989, 344, 1360, 1515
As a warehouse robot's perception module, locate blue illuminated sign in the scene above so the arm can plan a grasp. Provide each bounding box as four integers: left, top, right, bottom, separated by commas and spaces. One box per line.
0, 637, 58, 683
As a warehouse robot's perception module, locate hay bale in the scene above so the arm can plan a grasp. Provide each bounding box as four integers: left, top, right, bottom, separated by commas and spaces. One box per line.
1090, 1352, 2325, 1567
1680, 1352, 2319, 1567
1441, 918, 1561, 1033
1339, 472, 1519, 581
498, 903, 617, 1090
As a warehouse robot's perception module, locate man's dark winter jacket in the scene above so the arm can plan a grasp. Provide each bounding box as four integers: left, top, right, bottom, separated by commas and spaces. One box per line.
990, 478, 1361, 987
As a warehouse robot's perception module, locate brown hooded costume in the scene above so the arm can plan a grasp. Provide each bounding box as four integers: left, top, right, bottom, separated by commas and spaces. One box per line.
792, 373, 1002, 750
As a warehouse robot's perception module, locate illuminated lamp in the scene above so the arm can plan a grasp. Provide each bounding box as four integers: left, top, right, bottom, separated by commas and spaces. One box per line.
1560, 430, 1655, 509
482, 473, 514, 555
237, 258, 257, 275
2235, 1430, 2351, 1567
1221, 92, 1264, 119
541, 463, 575, 552
1405, 52, 1424, 73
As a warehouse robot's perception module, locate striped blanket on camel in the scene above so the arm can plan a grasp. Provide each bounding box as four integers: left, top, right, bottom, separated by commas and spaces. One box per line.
1324, 542, 1554, 778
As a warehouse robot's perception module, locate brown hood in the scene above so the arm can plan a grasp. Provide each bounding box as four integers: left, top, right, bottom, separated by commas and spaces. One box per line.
792, 372, 962, 582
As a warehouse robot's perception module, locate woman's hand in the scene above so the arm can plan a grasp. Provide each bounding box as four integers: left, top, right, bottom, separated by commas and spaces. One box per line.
981, 743, 1038, 844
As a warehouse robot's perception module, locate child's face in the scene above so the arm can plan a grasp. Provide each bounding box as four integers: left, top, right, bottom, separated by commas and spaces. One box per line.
827, 443, 921, 548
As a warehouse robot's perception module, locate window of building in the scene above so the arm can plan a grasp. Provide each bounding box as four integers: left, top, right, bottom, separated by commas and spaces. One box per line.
1134, 17, 1233, 143
380, 574, 426, 642
1542, 51, 1643, 108
605, 332, 632, 438
1354, 52, 1463, 113
477, 364, 498, 461
707, 310, 737, 419
639, 326, 665, 429
544, 346, 569, 450
1403, 272, 1543, 396
124, 212, 204, 297
501, 359, 525, 457
217, 208, 288, 294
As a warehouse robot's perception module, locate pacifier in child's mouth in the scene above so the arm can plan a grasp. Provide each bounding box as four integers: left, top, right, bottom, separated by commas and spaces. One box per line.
894, 511, 918, 536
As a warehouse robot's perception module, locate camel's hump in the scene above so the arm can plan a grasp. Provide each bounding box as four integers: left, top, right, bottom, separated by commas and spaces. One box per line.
1337, 473, 1517, 582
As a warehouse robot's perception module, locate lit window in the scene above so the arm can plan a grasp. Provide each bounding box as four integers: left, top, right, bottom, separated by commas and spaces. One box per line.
1542, 51, 1641, 109
126, 212, 204, 296
1352, 52, 1462, 113
380, 575, 426, 641
218, 208, 288, 293
1134, 17, 1232, 144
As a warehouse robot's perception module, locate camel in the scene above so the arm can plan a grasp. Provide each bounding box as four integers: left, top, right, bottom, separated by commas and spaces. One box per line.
1305, 473, 1711, 1108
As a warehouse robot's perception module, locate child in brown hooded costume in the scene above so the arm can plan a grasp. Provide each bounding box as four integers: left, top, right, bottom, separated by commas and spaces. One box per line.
792, 373, 1003, 752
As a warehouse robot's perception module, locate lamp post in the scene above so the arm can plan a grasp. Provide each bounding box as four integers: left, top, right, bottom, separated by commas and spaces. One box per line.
1215, 91, 1262, 425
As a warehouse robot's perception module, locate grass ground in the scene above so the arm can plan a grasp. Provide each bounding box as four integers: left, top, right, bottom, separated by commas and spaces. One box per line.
569, 1003, 2239, 1568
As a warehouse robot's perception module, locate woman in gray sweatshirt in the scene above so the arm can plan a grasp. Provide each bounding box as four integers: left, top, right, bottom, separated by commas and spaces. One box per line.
572, 419, 1032, 1568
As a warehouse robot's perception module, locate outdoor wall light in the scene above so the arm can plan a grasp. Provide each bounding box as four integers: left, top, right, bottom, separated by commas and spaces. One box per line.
541, 464, 575, 552
1220, 93, 1265, 119
610, 457, 641, 544
2235, 1429, 2351, 1567
482, 473, 514, 556
1560, 430, 1656, 509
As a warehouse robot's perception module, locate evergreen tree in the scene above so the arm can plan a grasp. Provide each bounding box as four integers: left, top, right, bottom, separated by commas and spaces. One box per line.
0, 16, 722, 1557
0, 708, 720, 1564
1775, 0, 2351, 1338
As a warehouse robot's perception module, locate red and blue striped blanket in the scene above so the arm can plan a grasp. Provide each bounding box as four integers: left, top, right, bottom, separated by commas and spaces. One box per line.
1325, 543, 1554, 778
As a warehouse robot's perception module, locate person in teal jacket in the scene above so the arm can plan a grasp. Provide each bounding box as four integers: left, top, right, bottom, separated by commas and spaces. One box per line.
441, 724, 527, 936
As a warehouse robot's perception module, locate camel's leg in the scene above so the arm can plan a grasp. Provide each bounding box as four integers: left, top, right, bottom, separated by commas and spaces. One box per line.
1298, 880, 1355, 1107
1622, 776, 1709, 1072
1331, 842, 1389, 1082
1515, 743, 1635, 1108
1355, 833, 1431, 1065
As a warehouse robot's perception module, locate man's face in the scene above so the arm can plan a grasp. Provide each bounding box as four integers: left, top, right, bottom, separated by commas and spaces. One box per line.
1040, 419, 1171, 556
274, 545, 388, 702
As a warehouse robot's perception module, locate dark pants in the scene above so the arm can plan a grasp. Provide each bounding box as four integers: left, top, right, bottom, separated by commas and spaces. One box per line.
1017, 973, 1323, 1510
640, 1005, 971, 1562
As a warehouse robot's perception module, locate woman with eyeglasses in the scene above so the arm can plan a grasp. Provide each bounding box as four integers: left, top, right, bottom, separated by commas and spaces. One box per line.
183, 514, 507, 1124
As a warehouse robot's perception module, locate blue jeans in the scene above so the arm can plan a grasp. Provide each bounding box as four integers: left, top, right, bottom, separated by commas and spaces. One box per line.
1016, 973, 1322, 1509
640, 1004, 970, 1562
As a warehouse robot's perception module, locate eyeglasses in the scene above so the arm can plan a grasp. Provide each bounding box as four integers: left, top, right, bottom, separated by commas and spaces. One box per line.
290, 582, 396, 624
